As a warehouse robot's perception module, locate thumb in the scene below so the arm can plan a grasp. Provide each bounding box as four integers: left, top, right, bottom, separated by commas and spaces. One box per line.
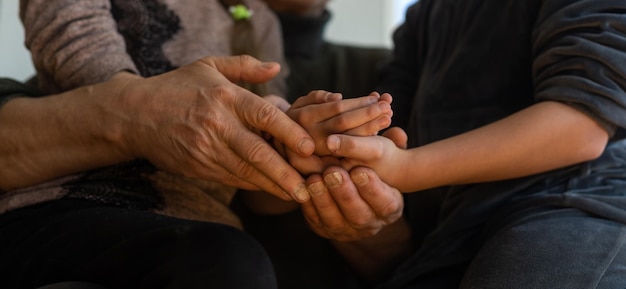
382, 127, 408, 149
199, 55, 281, 84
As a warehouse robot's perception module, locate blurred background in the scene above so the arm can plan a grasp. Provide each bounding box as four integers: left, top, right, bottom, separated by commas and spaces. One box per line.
0, 0, 416, 80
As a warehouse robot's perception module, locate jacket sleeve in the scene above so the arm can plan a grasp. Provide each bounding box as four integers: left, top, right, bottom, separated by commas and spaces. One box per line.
375, 2, 425, 130
20, 0, 138, 93
533, 0, 626, 139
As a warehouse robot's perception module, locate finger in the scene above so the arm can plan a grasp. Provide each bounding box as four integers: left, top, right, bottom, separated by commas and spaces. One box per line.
194, 145, 264, 191
349, 167, 403, 224
309, 95, 383, 122
341, 115, 392, 137
321, 100, 392, 134
301, 200, 330, 239
286, 147, 326, 175
326, 134, 386, 161
382, 127, 408, 149
200, 55, 281, 84
291, 90, 342, 109
228, 124, 311, 203
379, 92, 393, 104
306, 174, 351, 233
263, 95, 291, 112
237, 91, 315, 157
322, 167, 379, 231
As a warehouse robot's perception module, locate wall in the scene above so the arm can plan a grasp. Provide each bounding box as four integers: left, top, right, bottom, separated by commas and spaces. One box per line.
0, 0, 417, 80
326, 0, 415, 48
0, 1, 33, 80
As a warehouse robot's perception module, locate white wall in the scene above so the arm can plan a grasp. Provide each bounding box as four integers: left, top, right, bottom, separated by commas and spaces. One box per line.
326, 0, 415, 48
0, 1, 34, 80
0, 0, 417, 80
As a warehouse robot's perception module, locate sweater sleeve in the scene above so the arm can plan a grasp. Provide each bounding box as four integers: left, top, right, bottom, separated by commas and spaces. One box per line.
376, 2, 424, 130
533, 0, 626, 139
20, 0, 138, 93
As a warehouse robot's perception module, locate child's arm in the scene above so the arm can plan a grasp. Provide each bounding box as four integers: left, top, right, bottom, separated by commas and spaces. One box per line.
328, 101, 609, 193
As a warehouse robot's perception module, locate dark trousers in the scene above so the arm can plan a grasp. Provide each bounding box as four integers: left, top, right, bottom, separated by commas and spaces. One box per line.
0, 199, 277, 289
383, 140, 626, 289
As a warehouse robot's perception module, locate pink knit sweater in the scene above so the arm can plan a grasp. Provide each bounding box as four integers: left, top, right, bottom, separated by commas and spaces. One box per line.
7, 0, 290, 228
20, 0, 287, 95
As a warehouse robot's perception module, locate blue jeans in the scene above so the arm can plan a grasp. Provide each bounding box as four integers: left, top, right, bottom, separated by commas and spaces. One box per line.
383, 139, 626, 289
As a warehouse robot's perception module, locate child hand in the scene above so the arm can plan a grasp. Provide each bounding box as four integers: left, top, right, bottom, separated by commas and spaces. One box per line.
326, 127, 409, 190
287, 90, 393, 156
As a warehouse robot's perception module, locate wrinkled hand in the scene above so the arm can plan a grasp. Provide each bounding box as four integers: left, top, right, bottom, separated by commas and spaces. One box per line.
302, 166, 404, 241
117, 55, 315, 202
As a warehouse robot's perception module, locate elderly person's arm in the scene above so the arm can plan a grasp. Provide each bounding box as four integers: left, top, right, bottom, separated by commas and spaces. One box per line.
0, 56, 316, 203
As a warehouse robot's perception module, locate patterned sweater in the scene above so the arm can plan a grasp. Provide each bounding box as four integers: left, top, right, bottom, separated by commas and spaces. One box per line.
2, 0, 289, 229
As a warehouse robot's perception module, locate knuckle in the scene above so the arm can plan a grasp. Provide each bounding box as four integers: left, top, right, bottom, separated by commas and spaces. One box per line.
253, 103, 280, 129
378, 197, 401, 214
233, 158, 257, 180
326, 220, 348, 233
303, 212, 322, 227
243, 142, 274, 168
348, 214, 374, 229
291, 110, 310, 125
332, 115, 350, 130
328, 101, 344, 115
359, 227, 381, 239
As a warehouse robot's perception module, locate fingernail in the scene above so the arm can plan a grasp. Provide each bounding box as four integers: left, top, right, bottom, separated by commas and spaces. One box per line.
260, 62, 276, 69
353, 172, 369, 187
327, 135, 340, 152
298, 139, 315, 155
293, 183, 310, 202
308, 182, 325, 197
327, 93, 342, 102
324, 172, 343, 188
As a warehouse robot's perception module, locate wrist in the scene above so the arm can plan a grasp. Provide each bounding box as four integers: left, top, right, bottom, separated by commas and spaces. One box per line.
94, 74, 144, 161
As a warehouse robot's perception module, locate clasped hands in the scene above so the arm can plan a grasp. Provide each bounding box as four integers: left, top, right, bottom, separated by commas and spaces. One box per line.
267, 87, 406, 241
112, 55, 405, 241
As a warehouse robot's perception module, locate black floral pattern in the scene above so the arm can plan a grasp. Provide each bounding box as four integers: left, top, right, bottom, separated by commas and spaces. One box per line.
111, 0, 181, 76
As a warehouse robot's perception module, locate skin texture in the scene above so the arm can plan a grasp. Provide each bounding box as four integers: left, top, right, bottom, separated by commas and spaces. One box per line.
300, 129, 410, 282
283, 91, 392, 174
0, 55, 316, 202
297, 101, 609, 282
326, 101, 609, 193
241, 90, 393, 214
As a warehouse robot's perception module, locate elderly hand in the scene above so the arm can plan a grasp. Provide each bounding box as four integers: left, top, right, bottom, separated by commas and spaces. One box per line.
116, 55, 315, 202
301, 166, 404, 241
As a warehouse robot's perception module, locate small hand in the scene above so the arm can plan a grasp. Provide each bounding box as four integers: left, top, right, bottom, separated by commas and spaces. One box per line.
284, 91, 393, 174
326, 127, 408, 190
